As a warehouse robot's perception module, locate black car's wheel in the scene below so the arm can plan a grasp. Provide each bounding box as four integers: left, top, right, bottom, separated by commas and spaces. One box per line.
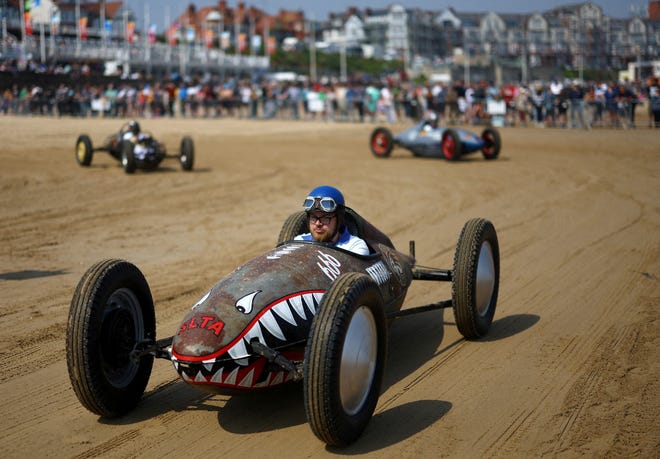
369, 127, 394, 158
277, 211, 308, 244
66, 259, 156, 418
481, 127, 501, 160
76, 134, 93, 166
180, 136, 194, 171
441, 129, 462, 161
304, 273, 387, 446
452, 218, 500, 339
121, 140, 136, 174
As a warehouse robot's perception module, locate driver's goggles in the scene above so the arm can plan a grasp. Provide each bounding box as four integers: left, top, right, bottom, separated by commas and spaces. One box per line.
303, 196, 338, 213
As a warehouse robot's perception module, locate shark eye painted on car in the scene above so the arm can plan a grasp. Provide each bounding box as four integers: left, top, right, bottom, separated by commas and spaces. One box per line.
192, 291, 210, 309
236, 290, 261, 314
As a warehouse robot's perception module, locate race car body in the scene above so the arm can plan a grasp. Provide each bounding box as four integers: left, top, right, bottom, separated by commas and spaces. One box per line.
172, 238, 412, 393
66, 209, 500, 446
370, 120, 501, 161
75, 122, 194, 173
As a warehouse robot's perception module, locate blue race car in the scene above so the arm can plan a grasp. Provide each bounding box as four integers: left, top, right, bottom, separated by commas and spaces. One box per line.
370, 119, 501, 161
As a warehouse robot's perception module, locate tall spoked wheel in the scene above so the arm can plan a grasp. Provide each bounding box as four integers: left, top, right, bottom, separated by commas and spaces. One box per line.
452, 218, 500, 339
481, 127, 501, 160
277, 211, 308, 245
75, 134, 93, 166
369, 127, 394, 158
441, 129, 462, 161
121, 140, 136, 174
180, 136, 194, 171
304, 273, 387, 446
66, 259, 156, 418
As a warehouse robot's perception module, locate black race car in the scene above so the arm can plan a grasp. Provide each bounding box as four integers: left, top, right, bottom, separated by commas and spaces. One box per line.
75, 121, 194, 174
66, 209, 500, 446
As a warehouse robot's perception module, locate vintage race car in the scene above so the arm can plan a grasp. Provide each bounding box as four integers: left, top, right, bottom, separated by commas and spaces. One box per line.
66, 209, 500, 446
75, 122, 194, 173
370, 121, 501, 161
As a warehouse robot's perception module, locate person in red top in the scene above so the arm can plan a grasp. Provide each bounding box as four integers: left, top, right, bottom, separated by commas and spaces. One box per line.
501, 82, 517, 125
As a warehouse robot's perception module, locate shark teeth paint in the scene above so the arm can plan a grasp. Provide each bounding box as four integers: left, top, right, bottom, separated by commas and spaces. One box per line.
172, 290, 324, 390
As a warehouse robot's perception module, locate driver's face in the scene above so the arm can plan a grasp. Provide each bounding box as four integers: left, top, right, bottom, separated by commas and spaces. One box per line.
308, 212, 338, 243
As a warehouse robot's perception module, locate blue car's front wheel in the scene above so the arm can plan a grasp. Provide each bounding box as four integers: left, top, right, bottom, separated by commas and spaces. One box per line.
442, 129, 462, 161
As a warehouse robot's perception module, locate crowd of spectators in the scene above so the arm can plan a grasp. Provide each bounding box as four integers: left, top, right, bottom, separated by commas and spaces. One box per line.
2, 58, 660, 128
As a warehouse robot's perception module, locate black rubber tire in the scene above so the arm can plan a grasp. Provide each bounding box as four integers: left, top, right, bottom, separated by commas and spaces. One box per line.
121, 140, 136, 174
481, 127, 501, 160
66, 259, 156, 417
452, 218, 500, 339
180, 136, 194, 171
441, 129, 462, 161
304, 273, 387, 446
369, 127, 394, 158
277, 211, 308, 244
76, 134, 93, 166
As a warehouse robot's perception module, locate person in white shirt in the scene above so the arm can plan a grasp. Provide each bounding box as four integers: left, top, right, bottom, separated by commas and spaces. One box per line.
294, 186, 370, 256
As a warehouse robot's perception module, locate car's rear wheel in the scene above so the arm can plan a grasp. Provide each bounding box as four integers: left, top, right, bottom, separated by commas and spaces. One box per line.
180, 136, 194, 171
277, 211, 308, 244
121, 140, 136, 174
481, 127, 501, 160
370, 127, 394, 158
441, 129, 462, 161
76, 134, 93, 166
304, 273, 387, 446
452, 218, 499, 339
66, 259, 156, 418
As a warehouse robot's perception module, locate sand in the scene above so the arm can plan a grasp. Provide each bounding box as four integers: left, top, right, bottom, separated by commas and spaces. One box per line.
1, 116, 658, 457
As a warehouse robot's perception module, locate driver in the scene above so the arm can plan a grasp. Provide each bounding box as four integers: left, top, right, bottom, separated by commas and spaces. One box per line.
122, 120, 141, 141
294, 186, 370, 255
423, 111, 439, 130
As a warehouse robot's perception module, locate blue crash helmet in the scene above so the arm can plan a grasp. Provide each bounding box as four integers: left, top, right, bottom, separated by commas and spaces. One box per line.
303, 186, 345, 213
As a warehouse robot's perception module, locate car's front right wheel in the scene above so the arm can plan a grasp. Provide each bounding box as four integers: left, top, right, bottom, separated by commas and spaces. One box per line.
304, 272, 387, 446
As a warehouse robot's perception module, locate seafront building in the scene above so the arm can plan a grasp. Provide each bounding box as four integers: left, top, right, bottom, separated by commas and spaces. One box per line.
1, 1, 658, 81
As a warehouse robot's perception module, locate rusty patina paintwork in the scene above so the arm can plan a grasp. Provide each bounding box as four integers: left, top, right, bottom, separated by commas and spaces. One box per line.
171, 240, 414, 393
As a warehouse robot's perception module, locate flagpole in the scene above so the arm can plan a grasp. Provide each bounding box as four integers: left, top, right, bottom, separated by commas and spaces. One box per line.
49, 5, 55, 56
249, 13, 254, 57
165, 6, 171, 76
100, 0, 105, 43
145, 2, 151, 78
123, 6, 129, 76
19, 0, 25, 52
264, 18, 269, 57
75, 0, 80, 54
235, 9, 240, 57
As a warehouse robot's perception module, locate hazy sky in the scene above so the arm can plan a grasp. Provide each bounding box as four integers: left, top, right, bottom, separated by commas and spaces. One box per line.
125, 0, 646, 31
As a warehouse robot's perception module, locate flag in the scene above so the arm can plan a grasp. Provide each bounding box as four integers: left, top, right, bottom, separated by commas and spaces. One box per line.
251, 34, 261, 51
80, 17, 88, 40
205, 29, 213, 48
267, 36, 276, 55
221, 31, 230, 50
25, 12, 32, 35
168, 21, 179, 46
238, 33, 246, 52
186, 27, 195, 43
52, 10, 61, 36
148, 24, 157, 45
127, 21, 135, 43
